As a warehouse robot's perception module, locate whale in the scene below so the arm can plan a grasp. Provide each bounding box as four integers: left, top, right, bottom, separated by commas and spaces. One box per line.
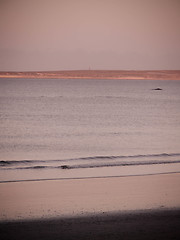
152, 88, 162, 90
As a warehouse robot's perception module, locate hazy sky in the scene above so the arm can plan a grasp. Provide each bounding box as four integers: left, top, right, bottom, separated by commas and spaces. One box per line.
0, 0, 180, 71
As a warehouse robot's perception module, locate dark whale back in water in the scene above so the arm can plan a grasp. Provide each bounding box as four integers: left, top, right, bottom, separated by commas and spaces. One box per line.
152, 88, 162, 90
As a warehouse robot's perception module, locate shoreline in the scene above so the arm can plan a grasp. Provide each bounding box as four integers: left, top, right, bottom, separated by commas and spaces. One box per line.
0, 170, 180, 184
0, 70, 180, 80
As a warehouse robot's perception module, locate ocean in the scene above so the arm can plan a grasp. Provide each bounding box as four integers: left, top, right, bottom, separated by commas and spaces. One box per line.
0, 78, 180, 182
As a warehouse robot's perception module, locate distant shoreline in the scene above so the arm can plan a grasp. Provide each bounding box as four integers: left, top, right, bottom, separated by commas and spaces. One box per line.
0, 70, 180, 80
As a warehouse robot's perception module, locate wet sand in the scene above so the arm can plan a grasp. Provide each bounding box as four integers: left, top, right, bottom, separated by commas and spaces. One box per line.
0, 173, 180, 239
0, 173, 180, 220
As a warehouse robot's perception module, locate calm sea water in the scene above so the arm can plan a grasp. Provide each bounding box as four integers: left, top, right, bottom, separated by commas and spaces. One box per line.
0, 78, 180, 182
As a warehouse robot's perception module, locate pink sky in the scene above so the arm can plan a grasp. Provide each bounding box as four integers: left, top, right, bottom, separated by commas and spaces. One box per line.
0, 0, 180, 71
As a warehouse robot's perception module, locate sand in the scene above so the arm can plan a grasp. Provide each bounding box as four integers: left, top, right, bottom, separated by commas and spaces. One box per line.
0, 209, 180, 240
0, 173, 180, 239
1, 70, 180, 80
0, 173, 180, 220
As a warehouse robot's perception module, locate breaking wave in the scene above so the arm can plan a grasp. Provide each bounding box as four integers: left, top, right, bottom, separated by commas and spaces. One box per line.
1, 153, 180, 170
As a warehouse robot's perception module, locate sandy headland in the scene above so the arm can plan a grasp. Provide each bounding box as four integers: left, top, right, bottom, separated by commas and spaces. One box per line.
0, 70, 180, 80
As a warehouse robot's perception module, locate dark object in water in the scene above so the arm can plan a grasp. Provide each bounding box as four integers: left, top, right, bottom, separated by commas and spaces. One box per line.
152, 88, 162, 90
61, 165, 70, 169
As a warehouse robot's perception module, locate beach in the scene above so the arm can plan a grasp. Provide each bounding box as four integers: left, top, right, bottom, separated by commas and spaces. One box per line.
1, 209, 180, 240
0, 78, 180, 239
1, 0, 180, 238
0, 173, 180, 239
0, 70, 180, 80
